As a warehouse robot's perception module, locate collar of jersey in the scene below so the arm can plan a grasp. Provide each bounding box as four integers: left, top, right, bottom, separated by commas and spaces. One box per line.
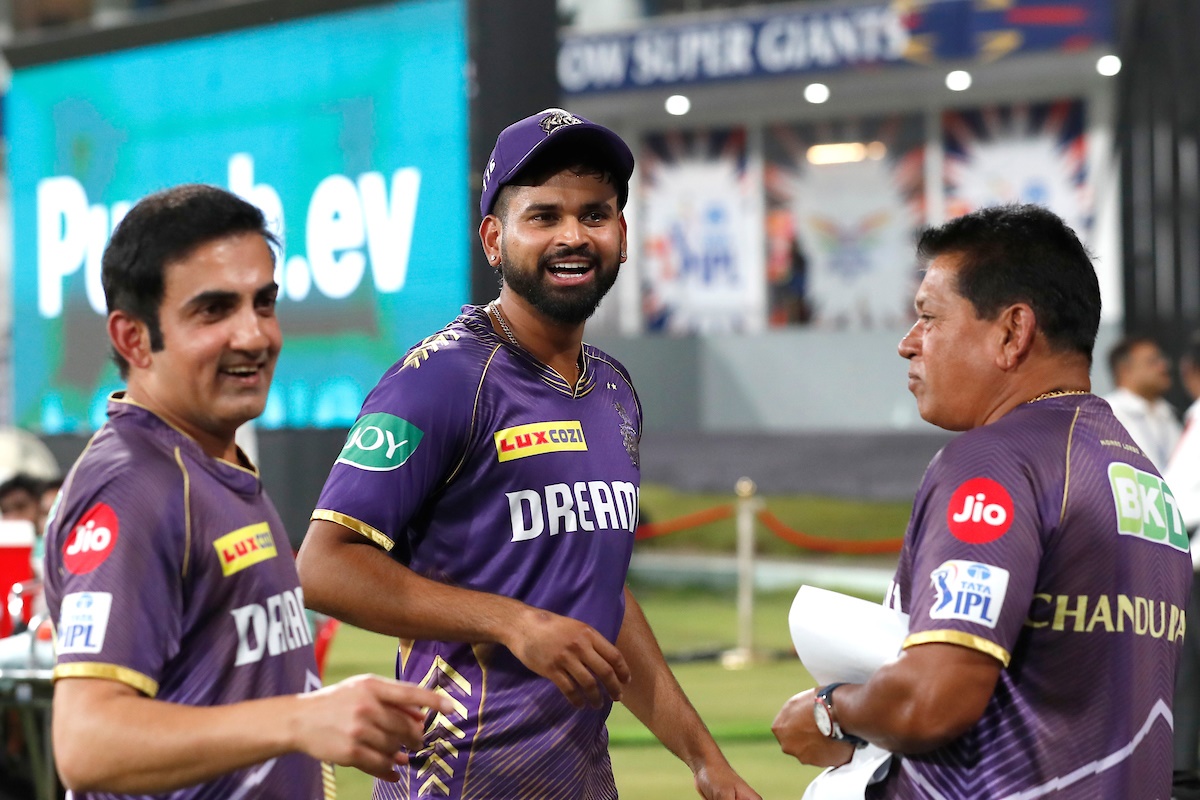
462, 305, 596, 399
107, 392, 263, 486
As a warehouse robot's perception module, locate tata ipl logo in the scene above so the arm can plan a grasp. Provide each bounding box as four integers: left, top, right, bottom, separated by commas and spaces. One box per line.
1108, 463, 1189, 551
929, 560, 1008, 629
337, 413, 424, 472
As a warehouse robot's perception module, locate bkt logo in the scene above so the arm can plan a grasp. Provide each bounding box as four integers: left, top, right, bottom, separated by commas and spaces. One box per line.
946, 477, 1013, 544
929, 559, 1009, 629
1108, 463, 1189, 552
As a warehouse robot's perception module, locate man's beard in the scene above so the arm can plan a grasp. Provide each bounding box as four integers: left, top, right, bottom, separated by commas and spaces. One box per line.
499, 245, 620, 325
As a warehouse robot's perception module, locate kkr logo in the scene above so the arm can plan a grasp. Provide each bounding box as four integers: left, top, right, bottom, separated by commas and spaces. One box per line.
214, 522, 277, 577
338, 412, 424, 472
1108, 463, 1188, 551
494, 421, 587, 463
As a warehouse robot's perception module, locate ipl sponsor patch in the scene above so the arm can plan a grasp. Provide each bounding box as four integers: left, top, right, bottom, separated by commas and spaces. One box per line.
494, 421, 587, 462
214, 522, 277, 577
946, 477, 1013, 544
337, 412, 423, 472
929, 560, 1009, 629
57, 591, 113, 654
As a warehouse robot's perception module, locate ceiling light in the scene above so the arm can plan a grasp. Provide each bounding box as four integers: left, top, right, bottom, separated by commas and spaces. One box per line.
803, 83, 830, 104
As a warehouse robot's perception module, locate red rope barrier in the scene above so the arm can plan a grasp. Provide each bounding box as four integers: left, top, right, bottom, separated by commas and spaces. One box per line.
635, 505, 734, 540
755, 509, 904, 555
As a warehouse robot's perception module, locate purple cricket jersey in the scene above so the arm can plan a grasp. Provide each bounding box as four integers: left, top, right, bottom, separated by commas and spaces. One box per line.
871, 393, 1191, 799
313, 305, 641, 800
45, 396, 331, 800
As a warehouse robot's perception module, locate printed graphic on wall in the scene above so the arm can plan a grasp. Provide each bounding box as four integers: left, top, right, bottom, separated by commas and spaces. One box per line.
764, 115, 925, 328
639, 129, 762, 333
943, 99, 1090, 235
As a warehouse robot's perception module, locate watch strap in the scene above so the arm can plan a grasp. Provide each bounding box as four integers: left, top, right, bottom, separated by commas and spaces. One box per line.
816, 682, 868, 747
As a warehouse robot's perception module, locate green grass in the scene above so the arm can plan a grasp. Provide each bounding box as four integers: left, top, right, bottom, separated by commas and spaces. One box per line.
636, 484, 911, 556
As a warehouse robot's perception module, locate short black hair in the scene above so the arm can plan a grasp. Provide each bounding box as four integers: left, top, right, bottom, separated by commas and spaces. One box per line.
0, 474, 42, 503
917, 204, 1100, 364
101, 184, 278, 378
492, 137, 622, 222
1108, 335, 1162, 379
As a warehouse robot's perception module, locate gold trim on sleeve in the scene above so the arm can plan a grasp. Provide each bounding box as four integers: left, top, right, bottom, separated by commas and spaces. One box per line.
53, 662, 160, 697
903, 630, 1011, 667
311, 510, 394, 552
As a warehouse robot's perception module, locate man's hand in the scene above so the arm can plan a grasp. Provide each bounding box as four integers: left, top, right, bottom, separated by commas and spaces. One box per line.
505, 607, 631, 708
772, 689, 856, 768
692, 758, 763, 800
291, 674, 453, 781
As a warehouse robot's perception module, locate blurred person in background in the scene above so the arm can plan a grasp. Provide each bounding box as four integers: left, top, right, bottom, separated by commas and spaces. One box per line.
0, 475, 42, 527
772, 205, 1190, 798
298, 109, 759, 800
1162, 330, 1200, 797
1105, 335, 1182, 469
44, 183, 449, 799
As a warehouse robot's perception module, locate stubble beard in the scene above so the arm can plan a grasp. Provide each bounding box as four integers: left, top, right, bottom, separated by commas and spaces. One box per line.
499, 245, 620, 325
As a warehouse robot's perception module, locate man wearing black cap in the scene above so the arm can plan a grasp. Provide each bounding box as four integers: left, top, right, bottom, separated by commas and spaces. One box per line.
298, 110, 759, 799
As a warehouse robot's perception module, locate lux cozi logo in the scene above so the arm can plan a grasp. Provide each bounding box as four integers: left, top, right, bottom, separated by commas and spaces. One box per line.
494, 421, 587, 463
214, 522, 278, 577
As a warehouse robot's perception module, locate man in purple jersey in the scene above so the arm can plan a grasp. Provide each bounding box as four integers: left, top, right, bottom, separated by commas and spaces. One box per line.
45, 185, 449, 799
773, 205, 1192, 798
297, 109, 759, 800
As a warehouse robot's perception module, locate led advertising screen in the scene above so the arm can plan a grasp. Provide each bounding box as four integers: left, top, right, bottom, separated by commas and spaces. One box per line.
7, 0, 469, 433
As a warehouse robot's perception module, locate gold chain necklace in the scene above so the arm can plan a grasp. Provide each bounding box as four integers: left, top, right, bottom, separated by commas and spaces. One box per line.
487, 300, 519, 347
1027, 389, 1090, 404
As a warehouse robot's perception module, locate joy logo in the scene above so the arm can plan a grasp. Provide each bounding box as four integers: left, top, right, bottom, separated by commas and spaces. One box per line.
63, 502, 120, 574
337, 412, 424, 472
946, 477, 1013, 544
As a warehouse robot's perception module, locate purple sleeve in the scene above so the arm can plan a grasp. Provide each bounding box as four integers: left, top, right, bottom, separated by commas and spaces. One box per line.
48, 476, 185, 696
313, 354, 477, 563
902, 442, 1044, 665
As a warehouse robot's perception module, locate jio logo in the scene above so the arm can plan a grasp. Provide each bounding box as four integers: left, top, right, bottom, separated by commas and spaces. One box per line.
63, 502, 120, 575
946, 477, 1014, 544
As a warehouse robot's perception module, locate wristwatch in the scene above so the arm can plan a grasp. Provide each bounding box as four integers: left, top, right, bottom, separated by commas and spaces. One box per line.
813, 683, 867, 747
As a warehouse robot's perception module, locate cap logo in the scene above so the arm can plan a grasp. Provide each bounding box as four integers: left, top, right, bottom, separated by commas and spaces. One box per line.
539, 109, 583, 136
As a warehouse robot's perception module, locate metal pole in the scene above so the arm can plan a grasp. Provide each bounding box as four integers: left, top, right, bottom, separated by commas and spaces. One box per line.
722, 476, 760, 669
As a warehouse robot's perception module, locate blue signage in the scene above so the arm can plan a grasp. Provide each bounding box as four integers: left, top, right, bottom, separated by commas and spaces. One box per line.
559, 0, 1114, 94
7, 0, 470, 433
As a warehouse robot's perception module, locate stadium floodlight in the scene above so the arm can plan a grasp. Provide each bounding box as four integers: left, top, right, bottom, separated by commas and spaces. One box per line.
1097, 55, 1122, 76
803, 83, 830, 104
665, 94, 691, 116
945, 70, 972, 91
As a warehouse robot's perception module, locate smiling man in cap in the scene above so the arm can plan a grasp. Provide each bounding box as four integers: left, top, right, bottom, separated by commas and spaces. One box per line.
298, 109, 759, 799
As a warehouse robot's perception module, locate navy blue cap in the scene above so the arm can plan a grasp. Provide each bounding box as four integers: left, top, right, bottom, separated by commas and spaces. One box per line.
480, 108, 634, 217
